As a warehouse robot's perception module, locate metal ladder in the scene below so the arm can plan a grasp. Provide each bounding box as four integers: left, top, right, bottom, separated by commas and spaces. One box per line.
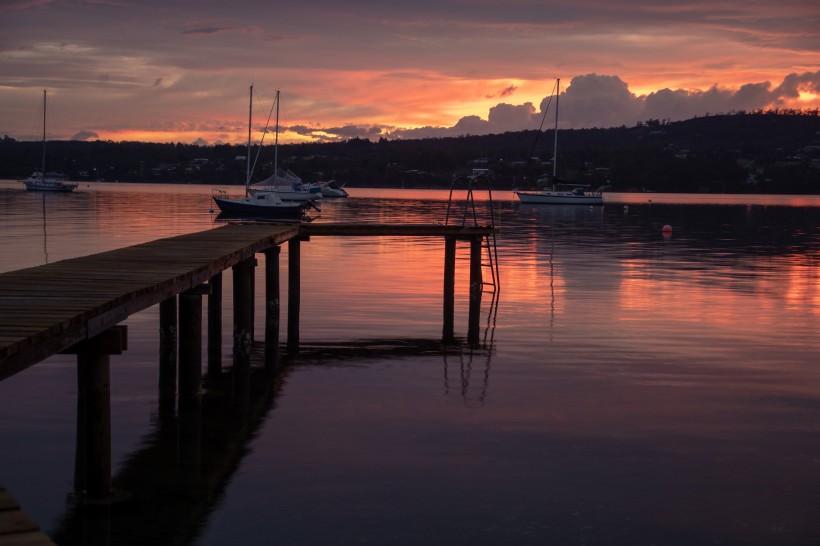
445, 174, 500, 295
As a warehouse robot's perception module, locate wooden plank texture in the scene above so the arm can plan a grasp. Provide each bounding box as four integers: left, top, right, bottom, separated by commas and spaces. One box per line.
0, 483, 55, 545
0, 224, 299, 380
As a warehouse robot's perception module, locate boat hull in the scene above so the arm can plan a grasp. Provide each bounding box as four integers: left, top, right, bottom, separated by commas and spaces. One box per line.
320, 187, 348, 197
212, 196, 307, 220
514, 190, 603, 205
320, 181, 349, 197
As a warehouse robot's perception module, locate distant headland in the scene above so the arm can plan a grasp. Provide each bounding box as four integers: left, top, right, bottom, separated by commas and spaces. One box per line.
2, 111, 818, 194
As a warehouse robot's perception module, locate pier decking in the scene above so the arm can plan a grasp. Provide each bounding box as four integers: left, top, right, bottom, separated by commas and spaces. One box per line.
0, 482, 55, 545
0, 222, 495, 380
0, 223, 299, 381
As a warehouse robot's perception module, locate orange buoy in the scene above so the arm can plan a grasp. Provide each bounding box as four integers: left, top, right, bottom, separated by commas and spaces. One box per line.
662, 224, 673, 234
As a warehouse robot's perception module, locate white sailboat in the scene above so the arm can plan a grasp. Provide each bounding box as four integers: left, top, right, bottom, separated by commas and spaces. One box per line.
21, 90, 78, 193
248, 90, 322, 202
514, 79, 603, 205
212, 85, 314, 221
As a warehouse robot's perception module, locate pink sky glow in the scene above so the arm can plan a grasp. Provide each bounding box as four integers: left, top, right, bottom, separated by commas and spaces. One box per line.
1, 0, 818, 144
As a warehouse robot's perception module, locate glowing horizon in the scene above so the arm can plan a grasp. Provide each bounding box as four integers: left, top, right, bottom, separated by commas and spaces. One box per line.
1, 0, 818, 145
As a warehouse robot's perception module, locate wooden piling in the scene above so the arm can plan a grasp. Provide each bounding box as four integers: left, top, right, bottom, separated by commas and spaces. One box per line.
468, 236, 483, 345
232, 258, 256, 367
443, 236, 456, 342
178, 287, 204, 402
287, 238, 301, 355
75, 351, 111, 498
207, 273, 223, 378
69, 326, 127, 500
264, 247, 281, 372
158, 296, 177, 412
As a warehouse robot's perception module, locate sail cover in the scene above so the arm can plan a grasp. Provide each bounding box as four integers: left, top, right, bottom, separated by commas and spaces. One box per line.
254, 168, 303, 189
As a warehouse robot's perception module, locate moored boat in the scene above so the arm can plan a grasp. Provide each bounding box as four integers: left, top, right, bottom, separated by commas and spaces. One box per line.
212, 189, 312, 221
211, 85, 318, 221
247, 91, 322, 203
22, 171, 78, 193
513, 79, 603, 206
21, 90, 78, 193
515, 186, 603, 205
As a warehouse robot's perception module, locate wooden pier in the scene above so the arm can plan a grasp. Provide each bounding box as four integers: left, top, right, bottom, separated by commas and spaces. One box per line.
0, 482, 55, 545
0, 221, 496, 539
0, 222, 495, 381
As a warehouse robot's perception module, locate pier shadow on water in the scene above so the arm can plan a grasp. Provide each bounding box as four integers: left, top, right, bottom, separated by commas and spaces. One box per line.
49, 333, 496, 546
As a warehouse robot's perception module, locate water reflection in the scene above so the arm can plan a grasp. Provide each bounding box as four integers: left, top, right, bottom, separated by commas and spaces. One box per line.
50, 331, 499, 546
52, 354, 288, 546
40, 193, 50, 264
4, 182, 820, 545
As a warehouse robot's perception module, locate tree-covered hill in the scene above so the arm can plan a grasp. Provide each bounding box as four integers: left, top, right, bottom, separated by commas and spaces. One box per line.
2, 111, 818, 193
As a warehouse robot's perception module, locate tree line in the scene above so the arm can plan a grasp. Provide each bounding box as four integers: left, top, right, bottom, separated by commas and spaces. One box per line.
1, 111, 819, 194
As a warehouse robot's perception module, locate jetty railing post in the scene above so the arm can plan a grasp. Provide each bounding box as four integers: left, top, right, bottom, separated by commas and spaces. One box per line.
207, 272, 223, 378
232, 257, 256, 367
443, 236, 456, 342
468, 235, 483, 345
159, 296, 177, 415
287, 238, 301, 355
265, 246, 281, 372
71, 326, 127, 500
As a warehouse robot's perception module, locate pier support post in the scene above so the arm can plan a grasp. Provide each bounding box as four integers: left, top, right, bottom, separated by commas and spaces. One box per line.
287, 238, 301, 355
207, 273, 223, 378
180, 285, 210, 470
265, 246, 281, 372
179, 286, 207, 402
468, 236, 483, 345
70, 326, 127, 500
443, 236, 456, 342
232, 258, 256, 367
159, 296, 177, 415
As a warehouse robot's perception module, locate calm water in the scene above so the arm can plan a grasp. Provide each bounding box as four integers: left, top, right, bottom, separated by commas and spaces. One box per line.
2, 180, 820, 545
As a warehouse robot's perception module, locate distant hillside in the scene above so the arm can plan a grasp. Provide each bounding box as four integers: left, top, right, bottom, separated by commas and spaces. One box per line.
2, 112, 819, 193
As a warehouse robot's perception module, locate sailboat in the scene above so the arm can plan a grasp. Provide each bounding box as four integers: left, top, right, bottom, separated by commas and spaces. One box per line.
212, 85, 314, 221
248, 90, 322, 202
513, 79, 603, 205
21, 90, 78, 193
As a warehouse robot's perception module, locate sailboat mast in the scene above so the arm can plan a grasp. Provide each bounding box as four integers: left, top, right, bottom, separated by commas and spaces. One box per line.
41, 90, 47, 181
274, 90, 280, 177
553, 78, 559, 179
246, 84, 253, 196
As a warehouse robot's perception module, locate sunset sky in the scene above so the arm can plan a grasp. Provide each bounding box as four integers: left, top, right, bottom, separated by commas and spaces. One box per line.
1, 0, 818, 145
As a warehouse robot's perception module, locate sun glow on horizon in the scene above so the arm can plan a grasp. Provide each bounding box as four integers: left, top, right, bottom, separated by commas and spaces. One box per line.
797, 90, 820, 106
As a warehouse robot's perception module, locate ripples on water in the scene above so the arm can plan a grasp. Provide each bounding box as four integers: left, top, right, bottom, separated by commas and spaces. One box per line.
2, 181, 820, 545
